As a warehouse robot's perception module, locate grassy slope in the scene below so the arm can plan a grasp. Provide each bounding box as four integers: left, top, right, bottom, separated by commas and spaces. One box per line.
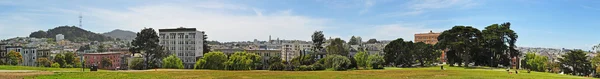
17, 66, 592, 79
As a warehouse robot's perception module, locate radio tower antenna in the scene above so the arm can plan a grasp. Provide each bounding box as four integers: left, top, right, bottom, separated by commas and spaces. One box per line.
79, 12, 82, 27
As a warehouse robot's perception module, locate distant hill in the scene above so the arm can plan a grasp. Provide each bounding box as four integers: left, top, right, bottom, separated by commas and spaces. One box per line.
102, 29, 136, 42
29, 26, 113, 42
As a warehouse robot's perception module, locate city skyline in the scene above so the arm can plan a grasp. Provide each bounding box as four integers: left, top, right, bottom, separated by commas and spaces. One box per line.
1, 0, 600, 50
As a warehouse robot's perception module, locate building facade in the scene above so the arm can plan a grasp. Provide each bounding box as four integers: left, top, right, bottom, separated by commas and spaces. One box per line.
56, 34, 64, 42
5, 46, 37, 66
159, 27, 204, 69
281, 42, 311, 61
414, 31, 441, 45
83, 52, 126, 70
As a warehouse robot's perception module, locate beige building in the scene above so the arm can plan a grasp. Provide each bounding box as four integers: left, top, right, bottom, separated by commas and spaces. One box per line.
414, 30, 441, 45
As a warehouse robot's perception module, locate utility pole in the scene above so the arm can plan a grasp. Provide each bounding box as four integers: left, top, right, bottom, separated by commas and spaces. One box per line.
79, 13, 85, 72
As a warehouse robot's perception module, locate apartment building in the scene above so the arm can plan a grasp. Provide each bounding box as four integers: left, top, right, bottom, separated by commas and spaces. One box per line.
159, 27, 204, 69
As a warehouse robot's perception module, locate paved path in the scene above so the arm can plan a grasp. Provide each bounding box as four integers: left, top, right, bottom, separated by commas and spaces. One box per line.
0, 70, 39, 72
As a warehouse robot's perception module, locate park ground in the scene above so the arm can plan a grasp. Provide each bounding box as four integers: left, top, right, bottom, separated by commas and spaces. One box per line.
0, 65, 594, 79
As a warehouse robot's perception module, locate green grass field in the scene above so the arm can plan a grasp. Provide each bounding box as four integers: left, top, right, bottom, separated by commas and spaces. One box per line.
0, 65, 593, 79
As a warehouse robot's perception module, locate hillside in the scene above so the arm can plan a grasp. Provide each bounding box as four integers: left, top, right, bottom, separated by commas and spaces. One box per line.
102, 29, 136, 42
29, 26, 113, 42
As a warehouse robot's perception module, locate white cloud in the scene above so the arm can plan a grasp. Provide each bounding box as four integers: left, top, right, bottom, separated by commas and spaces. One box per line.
82, 2, 328, 42
359, 0, 376, 14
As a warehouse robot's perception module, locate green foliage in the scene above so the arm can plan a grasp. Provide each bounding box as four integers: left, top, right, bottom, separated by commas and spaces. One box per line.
559, 50, 592, 76
36, 57, 52, 67
130, 28, 167, 69
225, 52, 262, 70
101, 57, 113, 69
312, 31, 325, 51
29, 30, 48, 38
413, 42, 440, 67
162, 55, 184, 69
522, 52, 548, 72
348, 36, 361, 45
366, 38, 379, 44
195, 51, 228, 70
64, 64, 73, 68
51, 63, 61, 68
354, 51, 368, 69
268, 62, 285, 71
53, 54, 65, 67
326, 38, 349, 56
368, 54, 385, 69
436, 26, 482, 67
479, 22, 519, 67
7, 50, 22, 65
291, 54, 316, 66
63, 52, 76, 65
320, 55, 351, 71
129, 58, 145, 70
383, 38, 416, 67
592, 54, 600, 77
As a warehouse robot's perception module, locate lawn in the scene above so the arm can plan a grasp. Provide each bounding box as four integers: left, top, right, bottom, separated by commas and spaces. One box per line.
3, 66, 587, 79
0, 65, 104, 72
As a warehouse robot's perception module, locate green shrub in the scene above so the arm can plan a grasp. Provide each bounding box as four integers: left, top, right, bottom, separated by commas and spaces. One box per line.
321, 55, 351, 71
194, 59, 207, 69
311, 63, 325, 70
269, 63, 285, 71
225, 52, 262, 70
65, 64, 73, 68
162, 55, 184, 69
51, 63, 61, 68
368, 54, 385, 69
129, 58, 145, 70
196, 51, 228, 70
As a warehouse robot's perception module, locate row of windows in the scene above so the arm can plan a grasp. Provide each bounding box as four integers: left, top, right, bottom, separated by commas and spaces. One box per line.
160, 40, 198, 45
159, 33, 197, 39
177, 52, 196, 57
167, 46, 197, 51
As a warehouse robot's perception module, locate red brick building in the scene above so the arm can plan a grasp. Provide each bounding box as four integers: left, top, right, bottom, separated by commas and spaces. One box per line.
83, 52, 125, 70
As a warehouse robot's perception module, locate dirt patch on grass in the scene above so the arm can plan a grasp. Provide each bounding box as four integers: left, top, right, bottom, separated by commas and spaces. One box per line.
0, 72, 53, 79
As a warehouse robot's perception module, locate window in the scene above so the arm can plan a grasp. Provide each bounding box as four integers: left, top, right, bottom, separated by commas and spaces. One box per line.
185, 35, 188, 39
178, 33, 184, 38
189, 33, 196, 38
170, 33, 176, 39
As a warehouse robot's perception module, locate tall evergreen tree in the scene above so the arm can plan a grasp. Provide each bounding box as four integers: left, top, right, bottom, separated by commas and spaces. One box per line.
130, 28, 167, 69
437, 26, 482, 67
559, 50, 592, 76
312, 31, 325, 51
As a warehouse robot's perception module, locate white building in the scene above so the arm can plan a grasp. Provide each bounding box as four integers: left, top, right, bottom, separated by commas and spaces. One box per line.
159, 27, 204, 69
281, 41, 312, 61
56, 34, 64, 42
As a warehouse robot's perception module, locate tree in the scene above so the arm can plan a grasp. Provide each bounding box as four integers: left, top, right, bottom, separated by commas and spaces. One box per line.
559, 50, 592, 76
319, 54, 351, 71
225, 52, 262, 70
195, 51, 228, 70
368, 54, 385, 69
383, 38, 415, 67
312, 31, 325, 51
36, 57, 52, 67
413, 42, 440, 67
97, 45, 108, 52
436, 26, 482, 67
162, 55, 184, 69
326, 38, 349, 56
522, 52, 548, 72
101, 57, 113, 69
354, 51, 368, 69
366, 39, 379, 44
29, 30, 47, 38
348, 36, 361, 45
63, 52, 76, 65
203, 33, 211, 54
592, 53, 600, 77
480, 22, 519, 67
53, 53, 65, 67
130, 28, 167, 69
7, 50, 22, 65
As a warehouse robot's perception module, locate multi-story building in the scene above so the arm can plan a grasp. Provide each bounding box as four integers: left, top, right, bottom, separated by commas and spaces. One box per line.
5, 46, 37, 66
0, 43, 7, 62
83, 52, 127, 70
281, 41, 312, 61
56, 34, 64, 42
159, 27, 204, 69
414, 30, 440, 45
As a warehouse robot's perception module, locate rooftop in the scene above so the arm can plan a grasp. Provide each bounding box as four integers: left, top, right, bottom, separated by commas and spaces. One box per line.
159, 27, 198, 32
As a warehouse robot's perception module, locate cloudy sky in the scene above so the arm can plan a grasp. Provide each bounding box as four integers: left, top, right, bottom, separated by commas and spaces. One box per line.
1, 0, 600, 50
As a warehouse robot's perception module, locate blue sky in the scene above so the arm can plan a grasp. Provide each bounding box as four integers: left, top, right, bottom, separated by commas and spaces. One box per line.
0, 0, 599, 50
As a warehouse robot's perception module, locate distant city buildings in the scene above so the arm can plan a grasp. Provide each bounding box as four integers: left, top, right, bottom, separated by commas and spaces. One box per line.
159, 27, 204, 69
83, 52, 128, 70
